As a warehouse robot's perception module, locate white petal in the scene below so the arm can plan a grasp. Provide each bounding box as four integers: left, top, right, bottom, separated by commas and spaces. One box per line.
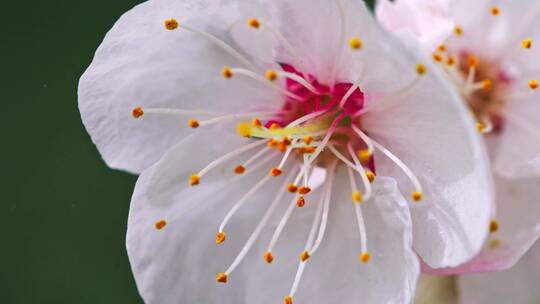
426, 176, 540, 274
79, 0, 281, 173
375, 0, 455, 52
247, 173, 420, 304
458, 242, 540, 304
362, 64, 494, 268
490, 95, 540, 178
128, 144, 419, 303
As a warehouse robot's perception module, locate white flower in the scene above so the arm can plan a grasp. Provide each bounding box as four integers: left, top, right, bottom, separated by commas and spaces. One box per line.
458, 241, 540, 304
376, 0, 540, 273
79, 0, 493, 303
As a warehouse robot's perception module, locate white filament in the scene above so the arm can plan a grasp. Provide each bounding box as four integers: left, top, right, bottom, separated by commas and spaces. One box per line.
224, 168, 298, 275
181, 24, 258, 71
198, 140, 267, 177
231, 68, 303, 101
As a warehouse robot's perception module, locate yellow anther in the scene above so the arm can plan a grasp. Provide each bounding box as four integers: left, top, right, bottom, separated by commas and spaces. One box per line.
234, 165, 246, 175
482, 79, 492, 91
298, 186, 311, 195
360, 252, 371, 263
446, 57, 456, 66
489, 220, 499, 233
412, 191, 423, 202
366, 171, 376, 183
468, 56, 479, 68
352, 191, 363, 203
416, 64, 426, 76
190, 174, 200, 186
187, 119, 200, 128
303, 136, 313, 145
270, 168, 282, 177
297, 195, 305, 208
248, 18, 261, 29
265, 70, 278, 82
432, 53, 443, 62
491, 6, 500, 16
269, 123, 281, 130
349, 37, 363, 50
216, 272, 228, 283
300, 250, 310, 262
454, 26, 463, 36
216, 232, 226, 244
284, 296, 293, 304
264, 251, 274, 264
476, 122, 486, 133
132, 106, 144, 119
164, 18, 179, 30
437, 44, 447, 52
287, 184, 298, 193
489, 238, 502, 249
529, 79, 539, 90
154, 219, 167, 230
222, 67, 233, 78
358, 149, 372, 163
237, 122, 252, 138
522, 39, 533, 49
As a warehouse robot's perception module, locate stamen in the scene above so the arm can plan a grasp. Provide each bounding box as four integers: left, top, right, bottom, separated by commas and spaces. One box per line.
132, 106, 144, 118
216, 272, 228, 283
216, 232, 226, 244
267, 170, 305, 253
234, 165, 246, 175
351, 124, 375, 157
371, 139, 423, 202
416, 64, 427, 75
195, 139, 267, 182
132, 107, 223, 117
353, 196, 370, 263
179, 23, 258, 71
529, 79, 539, 90
489, 219, 499, 233
227, 68, 303, 100
273, 70, 320, 94
349, 37, 363, 50
347, 143, 372, 201
224, 168, 297, 274
360, 252, 371, 263
218, 174, 273, 237
248, 19, 307, 77
154, 219, 167, 230
284, 296, 293, 304
270, 168, 283, 177
190, 174, 200, 186
454, 26, 464, 36
522, 39, 533, 49
308, 161, 337, 255
366, 170, 376, 183
491, 6, 500, 16
187, 119, 200, 128
477, 116, 494, 134
286, 161, 337, 300
164, 18, 179, 30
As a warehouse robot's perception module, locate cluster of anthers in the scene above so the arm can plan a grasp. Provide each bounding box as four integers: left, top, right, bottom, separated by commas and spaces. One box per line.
431, 6, 538, 135
430, 5, 538, 248
132, 10, 427, 303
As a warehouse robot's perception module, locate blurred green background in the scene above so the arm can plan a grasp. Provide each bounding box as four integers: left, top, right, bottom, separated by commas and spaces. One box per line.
1, 0, 374, 303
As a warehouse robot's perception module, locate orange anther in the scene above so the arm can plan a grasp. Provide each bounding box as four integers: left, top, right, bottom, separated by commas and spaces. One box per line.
190, 174, 200, 186
264, 252, 274, 264
132, 107, 144, 118
234, 165, 246, 175
270, 168, 282, 177
187, 119, 199, 128
216, 232, 226, 244
216, 272, 228, 283
154, 219, 167, 230
296, 195, 305, 208
287, 184, 298, 193
164, 18, 179, 30
298, 186, 311, 195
